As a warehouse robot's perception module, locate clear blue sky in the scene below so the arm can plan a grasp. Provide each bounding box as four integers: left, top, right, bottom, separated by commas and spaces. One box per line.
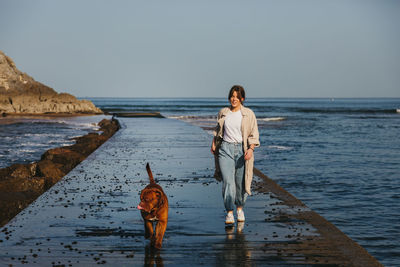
1, 0, 399, 98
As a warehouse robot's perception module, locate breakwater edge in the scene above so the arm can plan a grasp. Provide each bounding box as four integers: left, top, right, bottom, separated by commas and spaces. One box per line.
0, 117, 120, 226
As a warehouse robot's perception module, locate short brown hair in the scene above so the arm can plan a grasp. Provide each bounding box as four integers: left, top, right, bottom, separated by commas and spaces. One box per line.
228, 85, 246, 102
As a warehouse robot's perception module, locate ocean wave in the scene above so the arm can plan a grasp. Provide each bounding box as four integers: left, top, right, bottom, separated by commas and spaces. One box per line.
290, 107, 399, 114
168, 115, 216, 120
72, 122, 98, 128
11, 120, 98, 129
103, 107, 220, 113
0, 136, 15, 141
268, 145, 293, 151
51, 121, 99, 129
169, 115, 287, 122
69, 135, 86, 140
19, 142, 49, 147
23, 133, 63, 138
60, 142, 74, 147
19, 149, 37, 153
258, 117, 286, 122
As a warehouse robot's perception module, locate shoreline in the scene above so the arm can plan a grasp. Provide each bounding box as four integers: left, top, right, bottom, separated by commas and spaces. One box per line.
0, 118, 120, 227
1, 113, 103, 117
0, 112, 103, 119
105, 112, 164, 118
0, 113, 103, 125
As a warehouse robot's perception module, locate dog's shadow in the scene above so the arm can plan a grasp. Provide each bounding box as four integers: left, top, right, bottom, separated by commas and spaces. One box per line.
144, 244, 164, 267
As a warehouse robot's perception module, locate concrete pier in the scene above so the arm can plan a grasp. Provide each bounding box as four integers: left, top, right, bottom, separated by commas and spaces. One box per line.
0, 118, 382, 266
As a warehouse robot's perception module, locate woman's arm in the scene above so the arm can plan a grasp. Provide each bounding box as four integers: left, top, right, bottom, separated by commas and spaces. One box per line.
247, 111, 260, 148
245, 110, 259, 160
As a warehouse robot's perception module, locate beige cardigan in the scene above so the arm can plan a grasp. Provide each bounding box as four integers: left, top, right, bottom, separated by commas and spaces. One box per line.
213, 105, 260, 195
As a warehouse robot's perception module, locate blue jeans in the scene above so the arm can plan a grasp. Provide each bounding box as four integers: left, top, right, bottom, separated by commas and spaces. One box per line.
218, 141, 246, 211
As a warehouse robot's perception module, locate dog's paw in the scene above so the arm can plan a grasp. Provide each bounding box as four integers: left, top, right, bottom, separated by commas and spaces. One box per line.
154, 242, 162, 250
150, 237, 162, 249
145, 232, 152, 239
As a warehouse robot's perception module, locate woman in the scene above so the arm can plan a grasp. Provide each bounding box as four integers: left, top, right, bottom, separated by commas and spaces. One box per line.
211, 85, 260, 225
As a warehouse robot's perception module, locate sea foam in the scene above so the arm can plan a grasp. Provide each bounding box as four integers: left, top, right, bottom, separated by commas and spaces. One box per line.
258, 117, 286, 122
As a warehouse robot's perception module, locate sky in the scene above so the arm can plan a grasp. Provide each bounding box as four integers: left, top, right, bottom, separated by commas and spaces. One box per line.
0, 0, 399, 98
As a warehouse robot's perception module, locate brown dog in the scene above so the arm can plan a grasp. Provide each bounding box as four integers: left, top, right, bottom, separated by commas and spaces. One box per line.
137, 163, 169, 249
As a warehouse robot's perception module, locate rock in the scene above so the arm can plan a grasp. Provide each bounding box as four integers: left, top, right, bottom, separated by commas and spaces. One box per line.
0, 50, 102, 114
0, 191, 40, 226
99, 118, 121, 137
0, 199, 26, 225
0, 163, 37, 181
41, 147, 85, 174
10, 164, 32, 179
36, 160, 65, 181
0, 177, 45, 193
29, 162, 38, 176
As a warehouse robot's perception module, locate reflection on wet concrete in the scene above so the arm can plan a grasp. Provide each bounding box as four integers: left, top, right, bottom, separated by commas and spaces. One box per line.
145, 245, 164, 267
0, 118, 382, 266
215, 224, 251, 267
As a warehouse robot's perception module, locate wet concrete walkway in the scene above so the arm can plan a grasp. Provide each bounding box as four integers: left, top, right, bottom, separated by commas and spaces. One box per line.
0, 118, 382, 266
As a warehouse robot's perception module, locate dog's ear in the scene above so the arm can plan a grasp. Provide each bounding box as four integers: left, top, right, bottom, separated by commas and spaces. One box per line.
152, 189, 164, 207
150, 187, 161, 196
140, 188, 148, 199
153, 189, 162, 199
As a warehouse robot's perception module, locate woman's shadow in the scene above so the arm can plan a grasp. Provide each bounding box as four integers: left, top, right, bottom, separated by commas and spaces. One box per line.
216, 222, 252, 266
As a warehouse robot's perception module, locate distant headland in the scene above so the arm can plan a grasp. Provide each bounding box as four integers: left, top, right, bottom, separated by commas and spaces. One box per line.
0, 50, 102, 115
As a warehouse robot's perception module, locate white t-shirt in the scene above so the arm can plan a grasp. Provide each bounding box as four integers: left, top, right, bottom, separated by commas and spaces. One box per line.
223, 109, 243, 143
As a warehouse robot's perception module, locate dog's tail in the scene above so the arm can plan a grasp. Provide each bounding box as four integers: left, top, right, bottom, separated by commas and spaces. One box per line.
146, 163, 155, 184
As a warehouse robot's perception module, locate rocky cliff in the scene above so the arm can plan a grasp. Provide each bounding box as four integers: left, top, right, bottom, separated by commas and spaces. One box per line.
0, 50, 102, 114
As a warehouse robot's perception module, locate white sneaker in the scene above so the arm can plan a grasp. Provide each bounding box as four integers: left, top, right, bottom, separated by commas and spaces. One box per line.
225, 212, 235, 224
237, 209, 245, 222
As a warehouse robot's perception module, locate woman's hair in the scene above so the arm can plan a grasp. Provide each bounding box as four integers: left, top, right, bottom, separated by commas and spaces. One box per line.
228, 85, 246, 102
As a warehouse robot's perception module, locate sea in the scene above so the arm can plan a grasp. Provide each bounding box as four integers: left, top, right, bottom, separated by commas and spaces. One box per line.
1, 97, 399, 266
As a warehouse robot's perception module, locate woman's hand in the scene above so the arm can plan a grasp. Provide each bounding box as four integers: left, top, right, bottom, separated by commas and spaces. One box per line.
211, 139, 216, 154
244, 148, 253, 160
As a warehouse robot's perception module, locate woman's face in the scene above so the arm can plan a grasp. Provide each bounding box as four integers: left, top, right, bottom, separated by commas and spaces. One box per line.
230, 91, 243, 110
